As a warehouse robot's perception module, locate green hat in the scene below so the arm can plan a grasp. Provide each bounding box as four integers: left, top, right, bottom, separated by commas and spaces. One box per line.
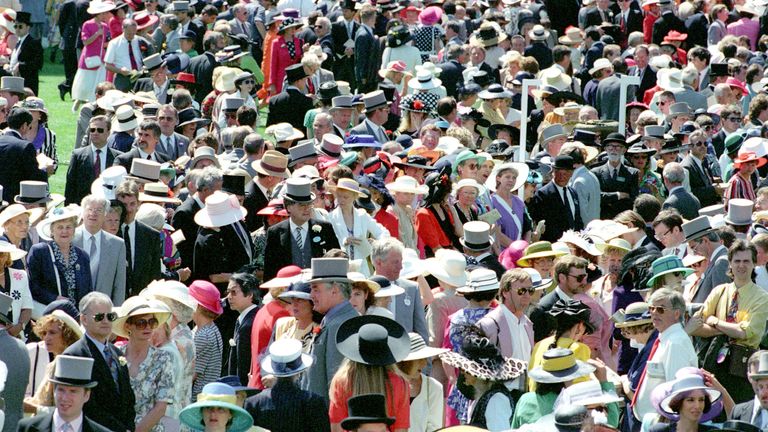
516, 241, 567, 267
340, 151, 359, 167
453, 150, 487, 175
179, 383, 253, 432
646, 255, 694, 287
724, 131, 748, 155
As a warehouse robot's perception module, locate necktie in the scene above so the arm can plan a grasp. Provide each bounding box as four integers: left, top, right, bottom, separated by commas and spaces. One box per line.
61, 422, 73, 432
631, 337, 661, 408
89, 235, 98, 288
146, 153, 152, 160
124, 225, 133, 271
727, 289, 739, 323
611, 168, 617, 181
295, 226, 303, 248
347, 21, 353, 39
103, 345, 119, 384
620, 14, 626, 33
561, 187, 574, 223
94, 149, 102, 177
128, 40, 138, 70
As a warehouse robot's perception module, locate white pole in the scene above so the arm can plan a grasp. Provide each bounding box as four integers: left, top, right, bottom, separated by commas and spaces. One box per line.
618, 75, 641, 136
518, 79, 541, 199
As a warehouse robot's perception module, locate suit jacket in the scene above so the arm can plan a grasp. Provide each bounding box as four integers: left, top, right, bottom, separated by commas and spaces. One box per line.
113, 147, 171, 170
388, 278, 429, 343
12, 35, 43, 95
158, 132, 190, 160
27, 242, 92, 306
681, 154, 720, 207
523, 42, 553, 70
685, 12, 709, 48
193, 222, 254, 287
330, 19, 359, 86
477, 305, 534, 358
569, 165, 602, 225
477, 253, 507, 280
245, 379, 330, 432
673, 86, 708, 112
613, 8, 643, 44
0, 132, 46, 203
711, 129, 727, 157
228, 306, 257, 385
590, 162, 640, 219
263, 219, 340, 280
188, 51, 219, 102
349, 119, 388, 145
354, 26, 379, 88
691, 246, 730, 304
65, 145, 121, 205
0, 329, 28, 432
266, 87, 313, 131
74, 228, 127, 306
708, 19, 727, 46
652, 11, 687, 45
729, 400, 756, 423
663, 186, 701, 220
529, 289, 562, 342
438, 59, 465, 98
243, 181, 270, 232
59, 0, 90, 50
628, 65, 657, 102
528, 181, 584, 243
17, 412, 112, 432
585, 7, 614, 28
303, 301, 359, 398
121, 221, 162, 298
228, 18, 257, 40
595, 74, 623, 121
171, 196, 202, 268
132, 77, 170, 104
63, 336, 136, 432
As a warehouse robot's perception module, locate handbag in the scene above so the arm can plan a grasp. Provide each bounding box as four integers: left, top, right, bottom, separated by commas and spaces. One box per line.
84, 56, 101, 68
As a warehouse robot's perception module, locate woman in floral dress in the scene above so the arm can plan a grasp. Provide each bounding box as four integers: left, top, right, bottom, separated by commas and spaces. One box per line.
627, 142, 665, 201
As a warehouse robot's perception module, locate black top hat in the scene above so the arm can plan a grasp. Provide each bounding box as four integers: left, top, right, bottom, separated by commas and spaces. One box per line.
394, 155, 434, 170
378, 82, 396, 102
602, 132, 627, 147
719, 421, 761, 432
571, 129, 597, 147
710, 62, 729, 77
285, 64, 308, 83
553, 155, 575, 170
340, 394, 396, 431
318, 82, 341, 101
222, 174, 245, 196
180, 29, 197, 40
16, 12, 32, 25
340, 0, 357, 10
336, 315, 410, 366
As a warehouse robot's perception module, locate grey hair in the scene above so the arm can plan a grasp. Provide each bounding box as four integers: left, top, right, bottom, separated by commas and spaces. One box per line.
220, 127, 236, 150
196, 166, 223, 190
662, 162, 685, 184
335, 281, 351, 299
648, 288, 686, 315
186, 168, 203, 189
714, 83, 731, 101
231, 126, 251, 149
314, 112, 332, 126
578, 106, 598, 122
371, 237, 404, 262
80, 292, 113, 314
301, 53, 321, 69
80, 194, 110, 214
161, 14, 179, 30
682, 67, 698, 87
136, 203, 166, 231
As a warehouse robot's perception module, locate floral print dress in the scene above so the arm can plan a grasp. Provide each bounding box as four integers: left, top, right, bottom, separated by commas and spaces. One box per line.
123, 345, 175, 432
171, 324, 196, 410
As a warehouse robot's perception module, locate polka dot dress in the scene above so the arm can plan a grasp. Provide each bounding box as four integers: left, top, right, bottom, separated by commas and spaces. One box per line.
412, 25, 442, 62
401, 91, 439, 115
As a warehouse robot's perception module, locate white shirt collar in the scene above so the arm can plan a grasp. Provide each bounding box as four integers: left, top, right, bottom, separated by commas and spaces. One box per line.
238, 304, 258, 322
554, 286, 571, 301
138, 148, 154, 160
54, 410, 84, 432
289, 219, 309, 232
193, 194, 205, 209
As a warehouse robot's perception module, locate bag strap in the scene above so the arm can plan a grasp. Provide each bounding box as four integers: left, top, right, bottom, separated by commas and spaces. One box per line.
46, 243, 62, 297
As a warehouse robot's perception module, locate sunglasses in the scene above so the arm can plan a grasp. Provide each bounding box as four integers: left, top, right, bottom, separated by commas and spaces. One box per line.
692, 141, 707, 146
727, 117, 742, 122
567, 273, 587, 282
242, 79, 255, 85
129, 317, 160, 330
517, 287, 536, 295
648, 305, 669, 314
91, 312, 118, 322
89, 127, 106, 133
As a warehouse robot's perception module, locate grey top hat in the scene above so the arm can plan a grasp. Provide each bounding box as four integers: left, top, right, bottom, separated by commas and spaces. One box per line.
460, 221, 492, 251
668, 102, 691, 117
49, 355, 98, 388
699, 204, 725, 217
725, 199, 754, 226
542, 124, 567, 145
283, 178, 316, 203
169, 0, 190, 11
143, 53, 164, 72
643, 125, 666, 139
749, 351, 768, 379
0, 76, 25, 94
317, 133, 344, 158
330, 95, 355, 111
682, 215, 715, 242
15, 181, 52, 204
126, 159, 162, 183
362, 90, 390, 112
0, 291, 11, 325
222, 96, 245, 112
288, 141, 319, 167
308, 258, 352, 283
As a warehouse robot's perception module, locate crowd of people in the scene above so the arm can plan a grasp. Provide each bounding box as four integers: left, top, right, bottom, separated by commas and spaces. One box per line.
7, 0, 768, 430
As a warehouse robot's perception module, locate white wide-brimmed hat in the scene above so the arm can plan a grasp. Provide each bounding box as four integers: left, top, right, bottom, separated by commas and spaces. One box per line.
37, 206, 83, 241
408, 69, 442, 91
194, 191, 247, 228
91, 166, 128, 200
0, 240, 26, 261
386, 175, 428, 195
141, 279, 198, 314
111, 105, 143, 133
87, 0, 116, 15
425, 249, 468, 287
456, 268, 500, 295
112, 296, 172, 338
485, 162, 530, 193
260, 338, 314, 377
400, 248, 427, 280
402, 332, 448, 362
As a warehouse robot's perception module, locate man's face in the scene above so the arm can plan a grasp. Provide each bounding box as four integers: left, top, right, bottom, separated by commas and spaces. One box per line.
313, 117, 333, 139
690, 137, 708, 159
118, 194, 139, 221
333, 108, 353, 128
315, 20, 329, 37
372, 106, 389, 125
158, 109, 178, 135
89, 119, 109, 146
559, 266, 587, 295
235, 7, 248, 22
635, 49, 649, 69
83, 202, 106, 232
123, 23, 138, 40
137, 128, 159, 151
81, 301, 115, 341
755, 378, 768, 409
310, 282, 335, 313
502, 278, 533, 312
14, 22, 29, 37
457, 159, 478, 180
174, 10, 189, 23
226, 280, 253, 312
288, 201, 313, 225
55, 385, 90, 419
649, 298, 680, 332
553, 167, 573, 187
740, 160, 759, 177
374, 250, 403, 281
0, 91, 19, 108
730, 249, 755, 281
151, 67, 168, 85
654, 223, 681, 248
597, 0, 609, 9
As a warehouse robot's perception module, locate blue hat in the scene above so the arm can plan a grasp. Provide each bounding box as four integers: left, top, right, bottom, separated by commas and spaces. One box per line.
395, 134, 413, 149
216, 376, 259, 395
278, 281, 312, 301
344, 134, 382, 149
179, 383, 253, 432
646, 255, 694, 287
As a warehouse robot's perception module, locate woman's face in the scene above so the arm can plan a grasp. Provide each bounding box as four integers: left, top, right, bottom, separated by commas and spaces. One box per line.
289, 298, 314, 322
456, 186, 478, 206
52, 219, 76, 245
126, 313, 159, 342
42, 322, 67, 355
421, 130, 440, 150
530, 256, 555, 277
630, 154, 648, 171
679, 390, 707, 423
104, 209, 121, 236
349, 287, 369, 314
394, 191, 415, 206
628, 108, 641, 126
661, 271, 684, 289
497, 170, 518, 194
409, 111, 425, 124
183, 122, 197, 137
202, 407, 232, 431
391, 71, 404, 84
4, 213, 30, 241
524, 183, 536, 201
334, 189, 357, 209
238, 78, 255, 93
401, 358, 427, 378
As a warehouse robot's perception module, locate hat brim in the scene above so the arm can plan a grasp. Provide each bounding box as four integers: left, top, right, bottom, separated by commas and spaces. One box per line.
424, 258, 467, 287
335, 315, 411, 366
409, 78, 442, 90
614, 317, 653, 329
392, 163, 435, 172
139, 192, 182, 204
660, 387, 721, 416
193, 206, 248, 228
252, 160, 290, 179
36, 209, 83, 241
48, 377, 98, 388
439, 351, 526, 381
179, 401, 254, 432
528, 360, 596, 383
516, 250, 567, 267
261, 274, 302, 289
112, 308, 171, 338
260, 352, 314, 377
403, 346, 449, 362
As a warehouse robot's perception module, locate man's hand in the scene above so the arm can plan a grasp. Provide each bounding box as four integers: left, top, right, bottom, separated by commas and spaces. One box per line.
344, 47, 354, 56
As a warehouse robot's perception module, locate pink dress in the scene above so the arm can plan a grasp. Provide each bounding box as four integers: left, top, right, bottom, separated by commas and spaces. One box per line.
72, 19, 109, 101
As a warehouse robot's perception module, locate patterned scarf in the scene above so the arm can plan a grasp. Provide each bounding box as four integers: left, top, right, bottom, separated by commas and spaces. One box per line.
51, 242, 78, 300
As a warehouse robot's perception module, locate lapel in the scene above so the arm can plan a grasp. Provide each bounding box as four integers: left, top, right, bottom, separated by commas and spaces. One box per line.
279, 223, 294, 261
309, 220, 325, 257
495, 308, 513, 354
86, 337, 120, 394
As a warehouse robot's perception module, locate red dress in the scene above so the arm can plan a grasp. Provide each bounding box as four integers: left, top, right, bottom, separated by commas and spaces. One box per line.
269, 35, 303, 95
247, 300, 290, 388
374, 209, 399, 238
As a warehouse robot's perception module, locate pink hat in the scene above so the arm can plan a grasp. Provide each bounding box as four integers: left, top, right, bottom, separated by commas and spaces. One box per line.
418, 6, 442, 26
188, 280, 224, 315
499, 240, 529, 269
727, 77, 748, 96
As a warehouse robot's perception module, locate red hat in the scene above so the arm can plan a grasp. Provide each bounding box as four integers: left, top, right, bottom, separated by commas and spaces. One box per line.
399, 5, 421, 19
173, 72, 196, 85
663, 31, 687, 42
133, 11, 159, 31
733, 151, 767, 168
188, 280, 224, 315
256, 199, 289, 217
261, 265, 304, 289
726, 77, 748, 96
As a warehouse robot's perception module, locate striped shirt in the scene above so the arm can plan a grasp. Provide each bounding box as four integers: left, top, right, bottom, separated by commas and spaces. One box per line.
192, 323, 222, 401
724, 172, 755, 207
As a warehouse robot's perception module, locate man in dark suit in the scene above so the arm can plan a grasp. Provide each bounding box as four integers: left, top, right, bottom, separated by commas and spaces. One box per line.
228, 3, 258, 41
264, 179, 340, 281
0, 292, 29, 432
226, 273, 260, 385
591, 133, 640, 219
0, 107, 47, 204
132, 54, 171, 104
729, 354, 766, 424
613, 0, 643, 47
682, 216, 730, 304
113, 120, 171, 170
348, 90, 390, 144
354, 5, 380, 93
63, 292, 135, 432
331, 0, 359, 90
266, 64, 313, 131
684, 4, 709, 49
116, 180, 162, 297
58, 0, 90, 98
529, 255, 589, 342
628, 45, 657, 101
652, 9, 686, 45
65, 116, 122, 205
528, 155, 584, 243
244, 150, 289, 231
156, 105, 190, 160
8, 13, 43, 96
172, 167, 222, 269
681, 137, 721, 207
17, 353, 112, 432
585, 0, 614, 27
662, 162, 701, 220
595, 59, 627, 121
188, 31, 225, 102
438, 45, 467, 98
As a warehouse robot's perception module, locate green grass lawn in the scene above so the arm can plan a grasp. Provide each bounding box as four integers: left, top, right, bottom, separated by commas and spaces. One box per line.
40, 48, 78, 195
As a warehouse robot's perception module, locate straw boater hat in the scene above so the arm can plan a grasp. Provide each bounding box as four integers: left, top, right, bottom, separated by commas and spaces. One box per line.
265, 122, 304, 142
403, 332, 448, 362
179, 383, 254, 432
37, 206, 83, 242
260, 338, 313, 377
425, 249, 468, 287
112, 295, 171, 338
528, 347, 596, 384
456, 268, 500, 295
253, 150, 291, 178
612, 302, 653, 328
336, 315, 411, 366
112, 105, 143, 133
558, 26, 584, 45
440, 333, 526, 381
194, 191, 247, 228
49, 355, 98, 388
528, 24, 550, 41
139, 182, 181, 204
126, 159, 161, 184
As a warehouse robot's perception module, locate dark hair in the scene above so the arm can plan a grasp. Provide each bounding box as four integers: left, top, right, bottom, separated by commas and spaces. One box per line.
230, 272, 260, 302
536, 381, 566, 396
201, 4, 218, 15
653, 209, 683, 230
727, 239, 757, 281
236, 106, 258, 127
463, 289, 497, 303
436, 97, 457, 118
139, 120, 161, 138
667, 389, 713, 414
7, 107, 33, 130
633, 194, 661, 224
688, 46, 711, 63
244, 133, 265, 155
422, 167, 452, 207
552, 45, 571, 64
109, 199, 127, 226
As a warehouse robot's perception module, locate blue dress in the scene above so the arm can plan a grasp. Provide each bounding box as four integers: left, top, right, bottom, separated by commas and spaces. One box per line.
446, 306, 492, 423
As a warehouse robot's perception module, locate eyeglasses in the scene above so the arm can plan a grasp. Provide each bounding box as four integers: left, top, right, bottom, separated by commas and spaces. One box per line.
129, 317, 159, 330
517, 287, 535, 295
242, 79, 255, 85
567, 273, 587, 282
727, 117, 742, 122
648, 305, 669, 314
654, 229, 671, 240
225, 112, 237, 118
657, 100, 668, 106
702, 125, 714, 131
14, 24, 25, 29
91, 312, 118, 322
89, 127, 105, 133
692, 141, 707, 147
629, 154, 647, 159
